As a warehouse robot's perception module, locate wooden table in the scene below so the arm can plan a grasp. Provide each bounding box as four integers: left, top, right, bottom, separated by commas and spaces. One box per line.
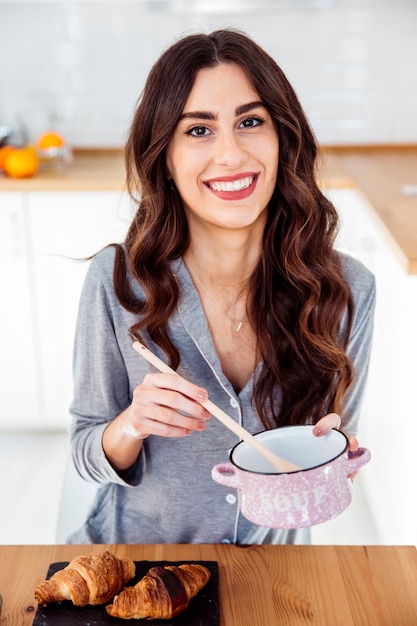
0, 544, 416, 625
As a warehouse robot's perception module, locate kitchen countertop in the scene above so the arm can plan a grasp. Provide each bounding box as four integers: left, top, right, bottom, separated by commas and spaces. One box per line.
0, 149, 126, 192
1, 146, 416, 273
322, 146, 417, 274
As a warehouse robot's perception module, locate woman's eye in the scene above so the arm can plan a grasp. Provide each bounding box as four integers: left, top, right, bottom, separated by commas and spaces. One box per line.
186, 126, 210, 137
239, 117, 265, 129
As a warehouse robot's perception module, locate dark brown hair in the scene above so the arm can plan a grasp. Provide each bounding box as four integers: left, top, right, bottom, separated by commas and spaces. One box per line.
115, 28, 354, 428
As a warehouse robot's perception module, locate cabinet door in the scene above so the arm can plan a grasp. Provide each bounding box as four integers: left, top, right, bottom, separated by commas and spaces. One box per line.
0, 193, 40, 427
27, 191, 132, 427
329, 187, 417, 546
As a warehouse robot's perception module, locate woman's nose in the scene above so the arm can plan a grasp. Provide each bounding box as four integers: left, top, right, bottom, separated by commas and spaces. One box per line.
214, 131, 246, 168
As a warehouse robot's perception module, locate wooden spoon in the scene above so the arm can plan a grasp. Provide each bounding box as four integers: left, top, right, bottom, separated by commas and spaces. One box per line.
132, 342, 301, 473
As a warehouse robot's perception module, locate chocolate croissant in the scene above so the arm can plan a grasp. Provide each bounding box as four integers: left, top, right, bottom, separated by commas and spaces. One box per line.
106, 563, 211, 619
34, 550, 136, 607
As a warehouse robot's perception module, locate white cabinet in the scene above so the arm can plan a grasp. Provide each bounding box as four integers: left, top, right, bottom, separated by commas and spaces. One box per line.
27, 191, 132, 428
0, 193, 41, 427
0, 191, 132, 429
329, 188, 417, 546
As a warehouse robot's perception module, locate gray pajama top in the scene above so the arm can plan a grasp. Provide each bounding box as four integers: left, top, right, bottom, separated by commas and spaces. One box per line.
68, 246, 375, 545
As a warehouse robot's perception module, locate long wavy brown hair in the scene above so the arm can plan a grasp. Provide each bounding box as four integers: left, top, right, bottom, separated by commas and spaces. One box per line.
114, 28, 355, 428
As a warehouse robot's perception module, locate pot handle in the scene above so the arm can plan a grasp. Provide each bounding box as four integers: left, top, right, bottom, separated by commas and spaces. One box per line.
344, 447, 371, 475
211, 463, 240, 488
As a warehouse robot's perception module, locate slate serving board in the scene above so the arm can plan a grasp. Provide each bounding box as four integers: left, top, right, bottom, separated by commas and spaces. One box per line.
33, 560, 219, 626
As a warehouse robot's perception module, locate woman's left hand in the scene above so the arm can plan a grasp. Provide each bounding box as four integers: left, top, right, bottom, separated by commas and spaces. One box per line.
346, 434, 359, 481
313, 413, 359, 481
312, 412, 341, 436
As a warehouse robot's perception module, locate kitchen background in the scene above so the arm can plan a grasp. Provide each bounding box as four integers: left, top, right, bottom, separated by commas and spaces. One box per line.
1, 0, 416, 547
1, 0, 417, 147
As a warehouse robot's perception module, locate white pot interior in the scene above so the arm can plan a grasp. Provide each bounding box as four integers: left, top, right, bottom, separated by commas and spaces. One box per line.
232, 425, 348, 474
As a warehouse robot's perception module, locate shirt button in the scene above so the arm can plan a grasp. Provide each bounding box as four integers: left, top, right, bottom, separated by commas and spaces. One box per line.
229, 398, 238, 408
221, 538, 232, 544
226, 493, 236, 505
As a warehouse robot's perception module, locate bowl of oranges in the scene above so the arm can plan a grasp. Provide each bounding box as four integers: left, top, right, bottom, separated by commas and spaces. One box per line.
35, 130, 72, 170
0, 130, 71, 179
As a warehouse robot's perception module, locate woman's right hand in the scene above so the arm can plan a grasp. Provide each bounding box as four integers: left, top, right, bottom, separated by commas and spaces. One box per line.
102, 373, 211, 471
121, 372, 211, 439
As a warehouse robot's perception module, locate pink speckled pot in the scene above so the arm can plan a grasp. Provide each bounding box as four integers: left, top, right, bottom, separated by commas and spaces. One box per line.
211, 425, 371, 529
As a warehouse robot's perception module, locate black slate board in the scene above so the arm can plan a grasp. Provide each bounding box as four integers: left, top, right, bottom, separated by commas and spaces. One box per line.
33, 560, 219, 626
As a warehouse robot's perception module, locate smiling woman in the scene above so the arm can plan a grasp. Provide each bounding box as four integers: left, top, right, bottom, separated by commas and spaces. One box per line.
67, 29, 375, 547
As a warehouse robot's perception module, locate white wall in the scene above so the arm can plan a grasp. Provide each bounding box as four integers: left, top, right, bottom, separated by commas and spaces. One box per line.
0, 0, 416, 147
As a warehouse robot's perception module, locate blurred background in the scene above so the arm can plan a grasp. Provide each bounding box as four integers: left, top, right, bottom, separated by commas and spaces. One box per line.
0, 0, 416, 548
0, 0, 416, 146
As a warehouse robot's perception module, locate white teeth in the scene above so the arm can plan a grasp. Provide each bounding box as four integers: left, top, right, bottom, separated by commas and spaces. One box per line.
208, 176, 254, 192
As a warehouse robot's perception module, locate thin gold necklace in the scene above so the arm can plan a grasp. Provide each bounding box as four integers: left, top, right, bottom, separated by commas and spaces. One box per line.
187, 265, 246, 332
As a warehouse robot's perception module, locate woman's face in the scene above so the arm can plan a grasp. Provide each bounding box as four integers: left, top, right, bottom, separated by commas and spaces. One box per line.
166, 63, 279, 233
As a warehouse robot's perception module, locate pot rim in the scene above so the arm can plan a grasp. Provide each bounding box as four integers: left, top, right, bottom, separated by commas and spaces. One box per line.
229, 424, 349, 475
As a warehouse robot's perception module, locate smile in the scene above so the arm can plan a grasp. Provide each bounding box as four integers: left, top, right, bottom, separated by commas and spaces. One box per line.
206, 175, 256, 192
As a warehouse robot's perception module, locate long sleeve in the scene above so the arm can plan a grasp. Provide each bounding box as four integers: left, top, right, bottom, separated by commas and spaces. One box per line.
69, 246, 146, 486
339, 252, 376, 436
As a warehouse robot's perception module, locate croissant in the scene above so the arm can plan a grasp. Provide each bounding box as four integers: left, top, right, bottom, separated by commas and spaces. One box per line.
106, 563, 211, 619
34, 550, 136, 607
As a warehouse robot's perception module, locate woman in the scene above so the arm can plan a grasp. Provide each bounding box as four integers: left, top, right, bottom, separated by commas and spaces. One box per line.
68, 29, 375, 545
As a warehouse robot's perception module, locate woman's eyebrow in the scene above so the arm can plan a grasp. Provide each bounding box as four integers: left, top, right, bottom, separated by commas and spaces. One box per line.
179, 111, 216, 121
235, 100, 265, 116
179, 101, 265, 122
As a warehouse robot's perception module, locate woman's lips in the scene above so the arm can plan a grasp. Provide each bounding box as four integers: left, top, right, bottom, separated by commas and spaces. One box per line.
204, 173, 259, 200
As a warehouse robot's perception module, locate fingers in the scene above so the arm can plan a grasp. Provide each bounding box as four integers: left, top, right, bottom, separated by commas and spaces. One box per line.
126, 373, 211, 439
347, 435, 359, 481
145, 372, 208, 403
312, 412, 342, 437
312, 417, 360, 481
348, 435, 359, 452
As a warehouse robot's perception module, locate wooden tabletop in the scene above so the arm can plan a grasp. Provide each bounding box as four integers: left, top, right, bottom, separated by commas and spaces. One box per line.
0, 543, 416, 625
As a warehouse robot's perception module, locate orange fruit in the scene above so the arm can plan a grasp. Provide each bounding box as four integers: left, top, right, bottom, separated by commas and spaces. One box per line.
3, 146, 39, 178
0, 145, 17, 171
37, 131, 65, 150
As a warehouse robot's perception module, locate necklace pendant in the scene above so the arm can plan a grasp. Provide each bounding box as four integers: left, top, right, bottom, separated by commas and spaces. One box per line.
235, 321, 243, 332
